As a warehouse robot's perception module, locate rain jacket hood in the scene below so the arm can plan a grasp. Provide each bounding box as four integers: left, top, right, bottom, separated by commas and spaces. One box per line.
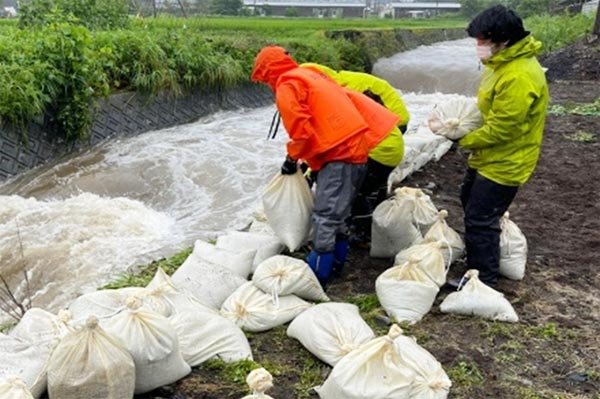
483, 35, 542, 69
459, 35, 548, 186
251, 46, 298, 91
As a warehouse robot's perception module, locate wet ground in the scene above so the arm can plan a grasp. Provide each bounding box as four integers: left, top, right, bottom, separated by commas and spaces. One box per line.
138, 40, 600, 399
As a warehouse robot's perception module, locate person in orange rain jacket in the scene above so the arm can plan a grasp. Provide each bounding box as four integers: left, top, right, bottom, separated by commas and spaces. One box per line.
251, 45, 399, 287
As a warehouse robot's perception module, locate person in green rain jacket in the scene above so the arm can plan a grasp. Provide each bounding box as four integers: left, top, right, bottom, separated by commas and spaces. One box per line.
301, 62, 409, 248
456, 5, 549, 287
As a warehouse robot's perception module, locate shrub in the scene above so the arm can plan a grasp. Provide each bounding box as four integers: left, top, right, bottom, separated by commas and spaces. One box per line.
18, 0, 129, 30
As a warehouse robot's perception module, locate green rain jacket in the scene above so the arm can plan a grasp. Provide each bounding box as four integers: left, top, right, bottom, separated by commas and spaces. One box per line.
300, 63, 408, 167
459, 35, 549, 186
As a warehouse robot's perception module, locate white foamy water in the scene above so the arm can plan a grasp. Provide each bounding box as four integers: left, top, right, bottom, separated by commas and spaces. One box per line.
0, 39, 476, 317
374, 38, 482, 95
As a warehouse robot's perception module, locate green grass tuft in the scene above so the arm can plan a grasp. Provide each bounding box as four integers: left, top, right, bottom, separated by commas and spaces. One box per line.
102, 247, 192, 289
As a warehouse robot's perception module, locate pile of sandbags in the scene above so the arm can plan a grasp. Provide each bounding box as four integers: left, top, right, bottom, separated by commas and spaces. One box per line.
440, 270, 519, 322
317, 325, 451, 399
287, 303, 375, 366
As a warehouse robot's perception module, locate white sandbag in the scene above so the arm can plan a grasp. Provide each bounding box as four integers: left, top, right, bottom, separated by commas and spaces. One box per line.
249, 207, 277, 236
104, 297, 191, 394
249, 220, 277, 236
424, 210, 465, 265
252, 255, 329, 303
399, 187, 439, 235
9, 309, 72, 350
47, 316, 135, 399
172, 252, 246, 310
68, 287, 145, 321
428, 97, 482, 140
317, 325, 415, 399
217, 231, 285, 272
392, 329, 452, 398
499, 212, 528, 280
170, 303, 253, 366
432, 140, 454, 161
0, 334, 49, 399
262, 170, 314, 251
220, 282, 312, 332
387, 151, 418, 186
371, 187, 423, 258
241, 368, 274, 399
0, 377, 34, 399
376, 258, 440, 324
286, 302, 375, 367
193, 239, 256, 278
440, 270, 519, 323
394, 240, 448, 287
146, 266, 234, 317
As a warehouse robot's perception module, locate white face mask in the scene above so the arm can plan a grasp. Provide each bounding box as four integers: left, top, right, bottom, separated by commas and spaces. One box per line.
476, 44, 493, 61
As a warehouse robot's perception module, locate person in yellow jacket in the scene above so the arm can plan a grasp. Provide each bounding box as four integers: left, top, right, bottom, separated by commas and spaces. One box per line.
301, 62, 410, 247
454, 5, 548, 287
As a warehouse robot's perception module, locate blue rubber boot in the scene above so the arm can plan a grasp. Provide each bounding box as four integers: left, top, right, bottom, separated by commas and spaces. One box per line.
333, 239, 349, 277
306, 250, 335, 288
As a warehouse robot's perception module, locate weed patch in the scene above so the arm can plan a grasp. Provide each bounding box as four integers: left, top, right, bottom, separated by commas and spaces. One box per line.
447, 360, 484, 390
102, 247, 192, 289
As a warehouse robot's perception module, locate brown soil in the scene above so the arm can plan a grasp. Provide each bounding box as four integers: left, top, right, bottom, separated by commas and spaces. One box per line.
137, 44, 600, 399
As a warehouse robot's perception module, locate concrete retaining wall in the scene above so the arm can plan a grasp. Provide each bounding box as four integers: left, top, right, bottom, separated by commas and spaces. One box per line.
0, 84, 273, 181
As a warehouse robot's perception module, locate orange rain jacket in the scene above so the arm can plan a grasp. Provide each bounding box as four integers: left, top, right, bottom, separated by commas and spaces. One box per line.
251, 46, 400, 171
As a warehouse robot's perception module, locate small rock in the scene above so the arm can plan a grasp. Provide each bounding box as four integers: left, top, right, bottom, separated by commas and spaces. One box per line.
567, 372, 589, 383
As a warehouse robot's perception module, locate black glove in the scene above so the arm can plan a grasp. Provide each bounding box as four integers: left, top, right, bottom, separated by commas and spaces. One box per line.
281, 156, 298, 175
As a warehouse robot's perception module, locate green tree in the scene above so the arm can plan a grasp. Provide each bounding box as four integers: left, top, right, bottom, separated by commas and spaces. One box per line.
209, 0, 242, 15
18, 0, 129, 29
285, 6, 299, 17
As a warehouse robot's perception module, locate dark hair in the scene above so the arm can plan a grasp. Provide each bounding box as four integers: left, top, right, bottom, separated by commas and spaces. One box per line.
467, 5, 529, 46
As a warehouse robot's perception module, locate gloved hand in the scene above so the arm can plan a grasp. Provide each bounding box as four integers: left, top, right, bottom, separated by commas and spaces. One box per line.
281, 156, 297, 175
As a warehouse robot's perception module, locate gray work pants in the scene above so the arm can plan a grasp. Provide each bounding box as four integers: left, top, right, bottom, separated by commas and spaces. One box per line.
312, 162, 367, 253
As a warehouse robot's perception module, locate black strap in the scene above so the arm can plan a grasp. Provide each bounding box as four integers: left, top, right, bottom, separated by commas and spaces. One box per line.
267, 111, 281, 140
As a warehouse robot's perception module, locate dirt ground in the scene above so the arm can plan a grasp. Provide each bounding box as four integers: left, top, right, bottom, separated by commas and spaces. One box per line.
137, 40, 600, 399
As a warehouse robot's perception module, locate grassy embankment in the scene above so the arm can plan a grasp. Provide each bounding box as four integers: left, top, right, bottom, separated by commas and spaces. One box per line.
0, 15, 464, 143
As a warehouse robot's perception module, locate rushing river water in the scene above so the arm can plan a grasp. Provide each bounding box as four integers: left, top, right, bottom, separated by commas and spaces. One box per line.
0, 38, 481, 318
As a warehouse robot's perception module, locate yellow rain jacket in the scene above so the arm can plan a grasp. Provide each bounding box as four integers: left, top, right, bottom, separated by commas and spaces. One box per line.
459, 36, 549, 186
301, 63, 408, 167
